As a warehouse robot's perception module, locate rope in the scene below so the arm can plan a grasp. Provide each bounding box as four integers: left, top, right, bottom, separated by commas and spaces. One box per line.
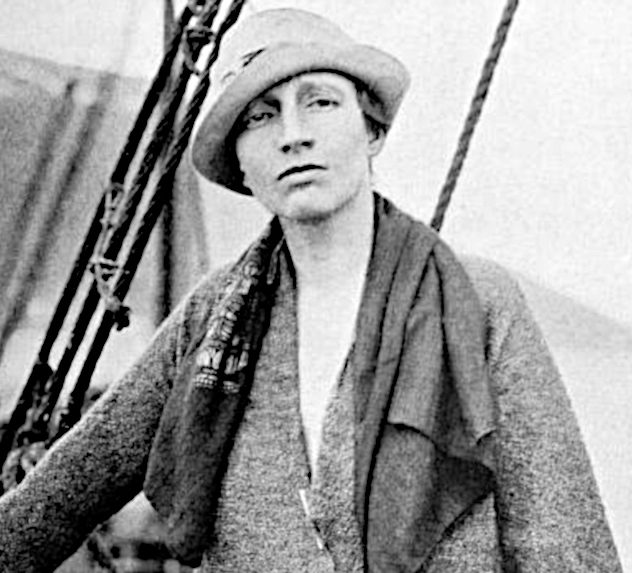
27, 2, 201, 366
430, 0, 520, 232
86, 1, 222, 330
111, 5, 197, 184
1, 0, 246, 486
55, 0, 225, 404
156, 0, 247, 186
89, 182, 128, 325
183, 25, 216, 75
51, 0, 249, 444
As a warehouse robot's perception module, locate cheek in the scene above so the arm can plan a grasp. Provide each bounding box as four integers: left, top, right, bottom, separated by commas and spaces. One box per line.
235, 137, 278, 205
337, 133, 372, 172
335, 115, 372, 158
235, 138, 259, 187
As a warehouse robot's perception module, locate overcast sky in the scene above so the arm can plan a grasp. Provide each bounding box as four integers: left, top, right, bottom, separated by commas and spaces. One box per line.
1, 1, 631, 564
1, 0, 631, 329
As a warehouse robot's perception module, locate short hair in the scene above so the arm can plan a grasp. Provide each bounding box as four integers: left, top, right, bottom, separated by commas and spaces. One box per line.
354, 84, 388, 141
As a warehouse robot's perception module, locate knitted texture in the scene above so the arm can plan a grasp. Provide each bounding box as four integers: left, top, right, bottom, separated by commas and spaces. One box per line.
203, 268, 363, 572
144, 193, 497, 568
0, 255, 622, 572
309, 355, 364, 572
200, 259, 323, 571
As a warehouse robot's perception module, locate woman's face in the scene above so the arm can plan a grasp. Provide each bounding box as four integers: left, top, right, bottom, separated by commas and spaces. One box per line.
234, 72, 384, 223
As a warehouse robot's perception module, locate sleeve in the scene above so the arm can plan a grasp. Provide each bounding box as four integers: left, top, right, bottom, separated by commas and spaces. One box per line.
0, 289, 195, 572
465, 257, 623, 572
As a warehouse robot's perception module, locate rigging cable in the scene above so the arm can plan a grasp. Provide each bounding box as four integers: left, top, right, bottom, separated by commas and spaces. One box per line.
431, 0, 520, 232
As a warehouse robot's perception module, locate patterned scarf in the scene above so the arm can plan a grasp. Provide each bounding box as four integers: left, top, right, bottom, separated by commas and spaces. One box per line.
190, 219, 284, 395
144, 218, 285, 565
145, 194, 496, 568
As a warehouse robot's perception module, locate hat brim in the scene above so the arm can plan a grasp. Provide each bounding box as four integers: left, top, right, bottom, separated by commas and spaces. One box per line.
191, 42, 410, 194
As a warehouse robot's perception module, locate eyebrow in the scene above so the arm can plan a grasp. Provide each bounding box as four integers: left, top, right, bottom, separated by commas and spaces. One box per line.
296, 80, 344, 100
243, 75, 345, 118
244, 96, 279, 111
252, 76, 347, 107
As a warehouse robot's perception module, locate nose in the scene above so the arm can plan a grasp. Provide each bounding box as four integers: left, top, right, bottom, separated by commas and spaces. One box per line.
278, 107, 314, 154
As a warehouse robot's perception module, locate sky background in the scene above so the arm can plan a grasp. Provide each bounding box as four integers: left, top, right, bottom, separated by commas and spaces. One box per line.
1, 0, 631, 565
1, 0, 630, 329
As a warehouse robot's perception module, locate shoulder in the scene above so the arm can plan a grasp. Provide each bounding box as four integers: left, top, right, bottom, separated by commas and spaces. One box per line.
168, 263, 234, 335
429, 238, 532, 324
133, 263, 236, 374
459, 255, 527, 315
455, 254, 546, 367
177, 263, 234, 319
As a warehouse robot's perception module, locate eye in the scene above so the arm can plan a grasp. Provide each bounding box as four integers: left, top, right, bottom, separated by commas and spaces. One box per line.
243, 111, 273, 129
238, 106, 276, 131
306, 96, 339, 110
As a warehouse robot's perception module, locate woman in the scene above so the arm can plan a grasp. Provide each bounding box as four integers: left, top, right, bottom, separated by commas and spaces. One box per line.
0, 8, 622, 572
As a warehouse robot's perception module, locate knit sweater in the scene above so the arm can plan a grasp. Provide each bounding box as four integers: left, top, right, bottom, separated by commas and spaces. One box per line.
200, 258, 361, 572
0, 256, 622, 572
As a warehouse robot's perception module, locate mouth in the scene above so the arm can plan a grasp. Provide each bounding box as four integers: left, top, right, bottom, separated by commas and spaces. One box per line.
277, 164, 326, 181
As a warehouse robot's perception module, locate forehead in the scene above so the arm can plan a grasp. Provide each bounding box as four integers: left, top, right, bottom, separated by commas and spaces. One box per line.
248, 71, 358, 105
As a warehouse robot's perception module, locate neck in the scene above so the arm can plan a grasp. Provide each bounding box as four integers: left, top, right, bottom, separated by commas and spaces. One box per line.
280, 190, 375, 289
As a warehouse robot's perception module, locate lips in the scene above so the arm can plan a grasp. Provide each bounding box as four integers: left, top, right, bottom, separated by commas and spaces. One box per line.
277, 164, 325, 181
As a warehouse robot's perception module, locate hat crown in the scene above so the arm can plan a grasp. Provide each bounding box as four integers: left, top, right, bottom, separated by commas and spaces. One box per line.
215, 9, 355, 86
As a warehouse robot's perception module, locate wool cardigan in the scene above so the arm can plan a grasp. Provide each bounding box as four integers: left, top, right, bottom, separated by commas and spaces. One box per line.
0, 235, 622, 571
144, 196, 497, 568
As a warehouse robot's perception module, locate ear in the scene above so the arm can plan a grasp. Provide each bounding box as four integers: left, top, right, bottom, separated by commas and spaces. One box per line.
367, 127, 386, 158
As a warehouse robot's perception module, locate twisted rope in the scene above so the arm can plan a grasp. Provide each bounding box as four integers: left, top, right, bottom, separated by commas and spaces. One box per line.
111, 3, 198, 184
52, 0, 249, 443
89, 183, 129, 324
183, 25, 216, 75
1, 0, 247, 485
83, 0, 216, 323
85, 1, 222, 331
151, 0, 247, 187
430, 0, 520, 232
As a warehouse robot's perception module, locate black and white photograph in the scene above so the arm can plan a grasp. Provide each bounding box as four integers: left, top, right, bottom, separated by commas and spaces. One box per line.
0, 1, 630, 571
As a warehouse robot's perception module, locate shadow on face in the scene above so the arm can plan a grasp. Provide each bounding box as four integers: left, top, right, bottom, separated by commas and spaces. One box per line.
223, 74, 388, 195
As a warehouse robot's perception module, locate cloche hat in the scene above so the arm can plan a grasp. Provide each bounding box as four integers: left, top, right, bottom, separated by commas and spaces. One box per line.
190, 8, 410, 194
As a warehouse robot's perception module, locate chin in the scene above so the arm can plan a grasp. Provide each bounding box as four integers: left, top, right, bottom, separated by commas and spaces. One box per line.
283, 188, 360, 223
283, 199, 346, 224
281, 205, 330, 225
